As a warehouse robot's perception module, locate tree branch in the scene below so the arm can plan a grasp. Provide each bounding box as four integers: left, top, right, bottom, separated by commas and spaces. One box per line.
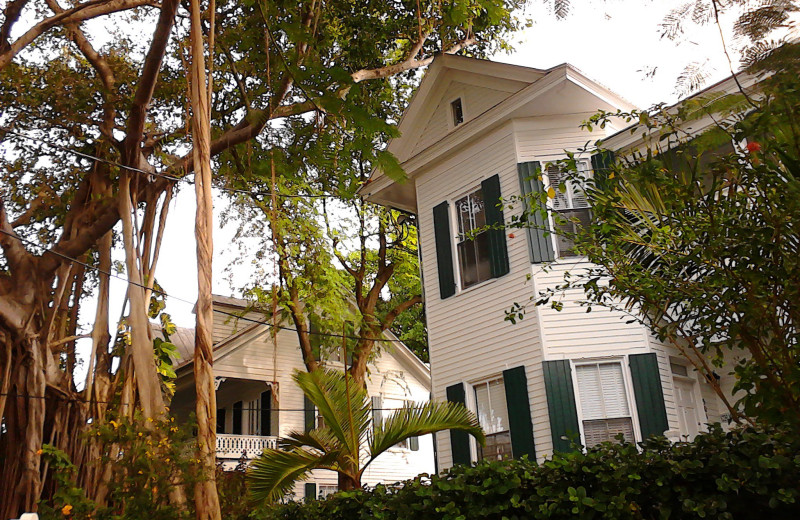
122, 0, 180, 168
0, 0, 155, 71
0, 0, 29, 54
45, 0, 118, 139
0, 195, 33, 275
350, 36, 476, 83
380, 294, 423, 331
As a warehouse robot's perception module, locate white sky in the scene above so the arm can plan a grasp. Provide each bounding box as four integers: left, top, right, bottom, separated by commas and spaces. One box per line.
88, 1, 798, 333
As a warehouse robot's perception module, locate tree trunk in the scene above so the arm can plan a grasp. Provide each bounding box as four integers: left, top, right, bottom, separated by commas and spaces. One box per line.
188, 0, 222, 516
118, 173, 166, 420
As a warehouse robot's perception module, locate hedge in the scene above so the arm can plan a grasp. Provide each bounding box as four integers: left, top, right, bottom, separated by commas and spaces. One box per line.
251, 425, 800, 520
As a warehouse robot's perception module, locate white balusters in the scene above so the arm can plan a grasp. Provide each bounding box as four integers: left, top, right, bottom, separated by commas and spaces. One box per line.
215, 434, 278, 459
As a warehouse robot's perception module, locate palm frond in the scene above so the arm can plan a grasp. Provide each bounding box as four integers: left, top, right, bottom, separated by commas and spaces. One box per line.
279, 427, 341, 453
369, 401, 484, 460
293, 369, 371, 454
247, 447, 342, 503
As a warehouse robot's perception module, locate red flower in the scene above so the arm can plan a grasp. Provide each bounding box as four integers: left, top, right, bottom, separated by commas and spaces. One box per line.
508, 233, 516, 239
746, 141, 762, 152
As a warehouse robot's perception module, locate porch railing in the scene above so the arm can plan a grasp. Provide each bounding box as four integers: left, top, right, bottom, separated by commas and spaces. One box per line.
215, 434, 278, 459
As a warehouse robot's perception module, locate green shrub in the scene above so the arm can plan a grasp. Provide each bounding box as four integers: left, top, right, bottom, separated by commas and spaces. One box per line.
252, 425, 800, 520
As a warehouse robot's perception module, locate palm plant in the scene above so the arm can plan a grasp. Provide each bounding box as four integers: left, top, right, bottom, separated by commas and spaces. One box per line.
247, 368, 484, 502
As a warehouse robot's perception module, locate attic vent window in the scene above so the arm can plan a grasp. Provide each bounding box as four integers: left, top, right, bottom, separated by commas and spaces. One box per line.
451, 98, 464, 126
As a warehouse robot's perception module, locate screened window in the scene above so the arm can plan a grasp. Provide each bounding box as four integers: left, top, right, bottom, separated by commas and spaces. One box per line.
575, 362, 635, 447
455, 188, 491, 289
546, 161, 592, 258
474, 378, 511, 460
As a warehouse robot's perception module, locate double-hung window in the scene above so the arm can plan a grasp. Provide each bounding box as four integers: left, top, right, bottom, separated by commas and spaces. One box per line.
455, 187, 491, 289
473, 377, 512, 460
546, 161, 592, 258
574, 362, 635, 447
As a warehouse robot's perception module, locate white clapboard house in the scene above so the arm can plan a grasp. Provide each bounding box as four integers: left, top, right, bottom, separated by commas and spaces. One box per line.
361, 55, 743, 471
167, 295, 434, 499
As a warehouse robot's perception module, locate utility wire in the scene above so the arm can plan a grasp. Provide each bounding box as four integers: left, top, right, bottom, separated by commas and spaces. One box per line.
0, 127, 336, 199
0, 228, 413, 344
0, 392, 418, 412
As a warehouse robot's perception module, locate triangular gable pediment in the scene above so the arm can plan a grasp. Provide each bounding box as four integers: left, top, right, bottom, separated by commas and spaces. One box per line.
391, 55, 546, 163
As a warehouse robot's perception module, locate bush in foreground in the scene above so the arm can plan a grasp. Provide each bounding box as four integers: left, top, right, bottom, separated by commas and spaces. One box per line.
252, 425, 800, 520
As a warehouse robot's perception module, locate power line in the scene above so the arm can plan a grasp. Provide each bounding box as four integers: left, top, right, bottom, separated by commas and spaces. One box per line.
0, 127, 336, 199
0, 392, 419, 412
0, 228, 413, 344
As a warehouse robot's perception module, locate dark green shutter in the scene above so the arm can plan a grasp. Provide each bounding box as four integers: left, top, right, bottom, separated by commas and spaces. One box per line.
433, 201, 456, 299
304, 395, 315, 433
260, 390, 271, 436
232, 401, 243, 435
304, 483, 317, 501
432, 393, 439, 473
517, 162, 554, 263
542, 360, 580, 453
445, 383, 471, 465
216, 408, 226, 434
481, 174, 510, 278
590, 151, 615, 190
409, 435, 419, 451
629, 353, 669, 439
502, 366, 536, 459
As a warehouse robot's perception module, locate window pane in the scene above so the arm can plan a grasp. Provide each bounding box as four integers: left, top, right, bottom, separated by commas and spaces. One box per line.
474, 231, 491, 283
547, 164, 569, 210
488, 378, 510, 433
456, 188, 491, 288
471, 191, 486, 230
598, 363, 629, 418
479, 431, 512, 460
458, 239, 479, 288
456, 195, 470, 236
555, 209, 591, 258
576, 362, 629, 421
475, 378, 511, 460
582, 417, 634, 447
475, 382, 491, 430
576, 364, 604, 420
670, 363, 689, 377
474, 378, 509, 435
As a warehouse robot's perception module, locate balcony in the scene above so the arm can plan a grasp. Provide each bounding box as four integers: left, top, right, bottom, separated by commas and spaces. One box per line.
215, 434, 278, 459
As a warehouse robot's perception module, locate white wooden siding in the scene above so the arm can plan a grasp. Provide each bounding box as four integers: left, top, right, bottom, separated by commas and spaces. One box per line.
411, 81, 515, 156
418, 113, 635, 467
534, 263, 650, 358
415, 124, 551, 468
207, 316, 434, 497
212, 304, 261, 344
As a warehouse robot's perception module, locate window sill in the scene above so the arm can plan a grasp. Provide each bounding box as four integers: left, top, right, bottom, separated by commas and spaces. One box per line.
552, 255, 589, 264
455, 276, 500, 297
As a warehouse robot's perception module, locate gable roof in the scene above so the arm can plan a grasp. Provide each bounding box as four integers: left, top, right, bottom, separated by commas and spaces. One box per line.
361, 55, 637, 212
389, 54, 548, 163
170, 295, 430, 383
601, 70, 761, 152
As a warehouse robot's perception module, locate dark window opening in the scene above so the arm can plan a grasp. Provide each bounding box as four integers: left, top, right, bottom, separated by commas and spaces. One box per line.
451, 98, 464, 126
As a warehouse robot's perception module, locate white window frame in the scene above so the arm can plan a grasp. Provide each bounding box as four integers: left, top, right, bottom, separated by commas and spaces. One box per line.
669, 358, 709, 440
541, 159, 593, 259
467, 374, 512, 461
570, 357, 642, 449
450, 184, 493, 293
318, 484, 338, 498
